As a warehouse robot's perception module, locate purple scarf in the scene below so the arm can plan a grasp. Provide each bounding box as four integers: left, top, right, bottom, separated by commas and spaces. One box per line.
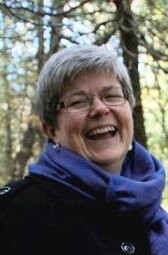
29, 140, 168, 255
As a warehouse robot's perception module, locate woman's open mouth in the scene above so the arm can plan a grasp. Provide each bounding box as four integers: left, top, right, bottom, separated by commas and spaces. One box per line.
86, 125, 118, 140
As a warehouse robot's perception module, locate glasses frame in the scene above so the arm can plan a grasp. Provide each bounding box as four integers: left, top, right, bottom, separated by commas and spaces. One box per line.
56, 87, 127, 114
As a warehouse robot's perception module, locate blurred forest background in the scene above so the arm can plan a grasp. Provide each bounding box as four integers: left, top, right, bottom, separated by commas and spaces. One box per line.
0, 0, 168, 209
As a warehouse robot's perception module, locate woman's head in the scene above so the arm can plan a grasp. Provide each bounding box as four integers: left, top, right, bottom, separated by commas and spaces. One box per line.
36, 45, 135, 173
36, 45, 135, 126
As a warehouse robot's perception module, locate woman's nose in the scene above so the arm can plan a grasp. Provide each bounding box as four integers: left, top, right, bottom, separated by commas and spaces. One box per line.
88, 97, 110, 118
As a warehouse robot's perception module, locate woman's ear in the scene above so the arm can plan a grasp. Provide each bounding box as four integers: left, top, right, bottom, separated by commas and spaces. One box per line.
42, 122, 56, 139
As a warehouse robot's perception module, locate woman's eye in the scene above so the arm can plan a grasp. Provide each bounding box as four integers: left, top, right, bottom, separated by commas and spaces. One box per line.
105, 94, 121, 99
68, 98, 87, 107
69, 100, 82, 106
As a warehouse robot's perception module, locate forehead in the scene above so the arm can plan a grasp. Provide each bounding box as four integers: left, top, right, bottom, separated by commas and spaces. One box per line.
63, 71, 121, 95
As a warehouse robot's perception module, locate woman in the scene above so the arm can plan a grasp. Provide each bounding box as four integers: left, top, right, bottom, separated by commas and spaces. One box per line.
0, 45, 168, 255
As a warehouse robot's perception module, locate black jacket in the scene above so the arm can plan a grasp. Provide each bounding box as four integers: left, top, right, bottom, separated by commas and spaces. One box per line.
0, 174, 151, 255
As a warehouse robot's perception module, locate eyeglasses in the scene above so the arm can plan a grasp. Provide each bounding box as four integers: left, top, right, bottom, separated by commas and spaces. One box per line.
56, 87, 126, 113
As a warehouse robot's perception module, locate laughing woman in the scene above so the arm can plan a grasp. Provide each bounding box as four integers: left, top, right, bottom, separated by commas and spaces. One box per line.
0, 45, 168, 255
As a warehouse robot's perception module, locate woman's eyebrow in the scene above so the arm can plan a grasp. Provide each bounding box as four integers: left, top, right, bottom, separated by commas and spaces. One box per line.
64, 85, 121, 97
64, 91, 87, 97
102, 85, 121, 91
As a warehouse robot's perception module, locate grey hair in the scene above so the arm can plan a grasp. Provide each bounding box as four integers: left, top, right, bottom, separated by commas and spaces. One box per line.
36, 44, 135, 125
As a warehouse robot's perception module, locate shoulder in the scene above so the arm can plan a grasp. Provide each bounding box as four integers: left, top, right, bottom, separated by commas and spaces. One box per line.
0, 175, 69, 213
0, 177, 30, 201
0, 177, 31, 195
0, 176, 47, 212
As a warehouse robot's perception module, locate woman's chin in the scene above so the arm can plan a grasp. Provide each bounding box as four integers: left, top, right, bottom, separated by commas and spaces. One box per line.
88, 148, 126, 172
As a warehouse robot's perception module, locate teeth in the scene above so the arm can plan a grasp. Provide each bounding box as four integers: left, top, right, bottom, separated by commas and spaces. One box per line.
89, 126, 116, 136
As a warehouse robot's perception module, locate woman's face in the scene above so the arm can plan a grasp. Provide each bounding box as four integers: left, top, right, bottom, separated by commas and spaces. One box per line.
53, 71, 134, 173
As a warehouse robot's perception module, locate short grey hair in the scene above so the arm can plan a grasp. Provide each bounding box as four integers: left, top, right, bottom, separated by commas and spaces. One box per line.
36, 44, 135, 125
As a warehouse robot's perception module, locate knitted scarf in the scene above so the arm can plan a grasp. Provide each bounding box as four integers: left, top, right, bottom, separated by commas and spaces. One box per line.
29, 140, 168, 255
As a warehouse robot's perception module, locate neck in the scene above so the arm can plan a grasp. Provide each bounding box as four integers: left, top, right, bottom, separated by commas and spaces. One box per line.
97, 159, 124, 175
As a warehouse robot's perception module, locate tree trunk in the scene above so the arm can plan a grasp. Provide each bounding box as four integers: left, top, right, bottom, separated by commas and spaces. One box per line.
114, 0, 147, 148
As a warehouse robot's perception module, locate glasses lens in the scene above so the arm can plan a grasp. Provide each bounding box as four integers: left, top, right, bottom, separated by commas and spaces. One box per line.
103, 88, 125, 106
66, 95, 89, 112
104, 96, 125, 106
